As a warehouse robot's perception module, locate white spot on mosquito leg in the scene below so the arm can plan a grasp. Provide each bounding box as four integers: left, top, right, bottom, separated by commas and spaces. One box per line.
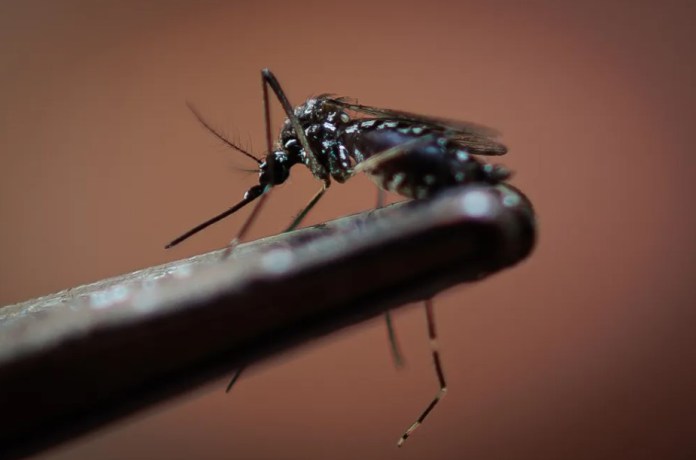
397, 421, 421, 447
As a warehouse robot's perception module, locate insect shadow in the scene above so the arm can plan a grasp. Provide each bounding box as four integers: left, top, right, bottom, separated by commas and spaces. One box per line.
166, 69, 511, 446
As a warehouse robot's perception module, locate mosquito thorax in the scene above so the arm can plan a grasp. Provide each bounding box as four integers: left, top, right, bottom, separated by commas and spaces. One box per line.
275, 97, 354, 183
281, 99, 348, 147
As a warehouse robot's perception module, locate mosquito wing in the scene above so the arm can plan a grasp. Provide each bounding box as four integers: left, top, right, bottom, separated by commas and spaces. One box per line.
327, 97, 507, 156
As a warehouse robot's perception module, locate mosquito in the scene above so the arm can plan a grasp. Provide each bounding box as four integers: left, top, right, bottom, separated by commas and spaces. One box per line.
166, 69, 511, 446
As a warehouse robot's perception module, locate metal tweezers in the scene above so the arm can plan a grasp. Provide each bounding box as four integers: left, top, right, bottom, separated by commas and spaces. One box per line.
0, 184, 536, 460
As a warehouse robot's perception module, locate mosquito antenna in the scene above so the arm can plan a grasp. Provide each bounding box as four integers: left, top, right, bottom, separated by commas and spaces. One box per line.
165, 190, 264, 248
186, 101, 263, 165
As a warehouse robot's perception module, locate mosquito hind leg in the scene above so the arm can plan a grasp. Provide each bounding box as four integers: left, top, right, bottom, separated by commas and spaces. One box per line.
397, 298, 447, 446
375, 187, 406, 368
385, 309, 405, 368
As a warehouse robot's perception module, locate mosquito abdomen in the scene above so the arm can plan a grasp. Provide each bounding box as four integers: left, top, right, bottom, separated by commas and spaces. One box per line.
341, 122, 498, 199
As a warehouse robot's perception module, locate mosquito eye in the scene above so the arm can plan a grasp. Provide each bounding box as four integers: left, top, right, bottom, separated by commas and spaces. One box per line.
258, 153, 288, 185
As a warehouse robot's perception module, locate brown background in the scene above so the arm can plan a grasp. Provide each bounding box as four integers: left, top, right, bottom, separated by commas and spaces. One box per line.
1, 1, 695, 459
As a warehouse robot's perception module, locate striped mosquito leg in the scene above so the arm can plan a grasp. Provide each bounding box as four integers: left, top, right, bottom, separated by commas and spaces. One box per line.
397, 298, 447, 447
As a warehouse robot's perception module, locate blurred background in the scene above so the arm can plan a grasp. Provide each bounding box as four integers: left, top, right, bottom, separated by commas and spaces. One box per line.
1, 1, 694, 459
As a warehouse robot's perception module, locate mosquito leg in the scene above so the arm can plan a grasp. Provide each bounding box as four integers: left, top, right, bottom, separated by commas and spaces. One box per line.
261, 69, 306, 152
375, 187, 385, 209
225, 71, 328, 389
222, 185, 314, 388
220, 70, 282, 260
225, 366, 245, 393
221, 72, 279, 371
375, 187, 406, 368
260, 68, 278, 163
229, 70, 282, 240
354, 134, 438, 175
259, 69, 334, 234
385, 310, 405, 368
397, 298, 447, 447
261, 69, 330, 187
284, 185, 327, 233
219, 192, 271, 259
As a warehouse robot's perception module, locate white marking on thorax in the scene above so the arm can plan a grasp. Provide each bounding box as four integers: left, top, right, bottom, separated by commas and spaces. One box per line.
390, 173, 406, 189
456, 150, 470, 161
353, 147, 364, 163
338, 144, 350, 168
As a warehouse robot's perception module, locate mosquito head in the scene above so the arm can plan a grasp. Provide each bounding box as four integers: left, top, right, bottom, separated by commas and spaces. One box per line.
258, 149, 302, 187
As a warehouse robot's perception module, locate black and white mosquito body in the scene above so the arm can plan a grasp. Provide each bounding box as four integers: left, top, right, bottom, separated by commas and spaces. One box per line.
166, 69, 511, 446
